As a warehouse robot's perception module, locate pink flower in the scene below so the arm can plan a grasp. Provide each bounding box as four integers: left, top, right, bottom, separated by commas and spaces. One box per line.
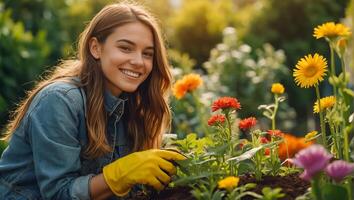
325, 160, 354, 183
290, 144, 332, 181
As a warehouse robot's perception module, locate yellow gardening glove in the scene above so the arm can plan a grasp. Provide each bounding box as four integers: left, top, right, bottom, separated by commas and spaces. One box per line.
102, 149, 186, 197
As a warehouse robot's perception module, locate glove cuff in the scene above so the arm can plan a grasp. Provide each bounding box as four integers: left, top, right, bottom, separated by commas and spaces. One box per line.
102, 165, 131, 197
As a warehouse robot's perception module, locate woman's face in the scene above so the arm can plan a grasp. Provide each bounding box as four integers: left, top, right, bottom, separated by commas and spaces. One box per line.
91, 22, 154, 96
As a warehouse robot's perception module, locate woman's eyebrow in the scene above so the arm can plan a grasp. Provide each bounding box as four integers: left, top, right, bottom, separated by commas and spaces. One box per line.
116, 39, 154, 50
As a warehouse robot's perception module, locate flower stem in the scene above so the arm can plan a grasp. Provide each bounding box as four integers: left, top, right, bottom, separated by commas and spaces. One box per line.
329, 125, 342, 159
225, 111, 234, 175
329, 43, 337, 97
271, 94, 279, 130
340, 57, 347, 83
312, 175, 323, 200
315, 85, 327, 149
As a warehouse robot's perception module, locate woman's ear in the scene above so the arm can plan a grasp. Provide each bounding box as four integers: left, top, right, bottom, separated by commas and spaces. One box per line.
89, 37, 101, 59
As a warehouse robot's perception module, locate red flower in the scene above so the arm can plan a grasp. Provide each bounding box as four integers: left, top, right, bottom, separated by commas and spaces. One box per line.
238, 117, 257, 131
239, 143, 245, 149
207, 114, 226, 126
264, 148, 270, 156
267, 129, 284, 138
211, 97, 241, 112
260, 137, 269, 144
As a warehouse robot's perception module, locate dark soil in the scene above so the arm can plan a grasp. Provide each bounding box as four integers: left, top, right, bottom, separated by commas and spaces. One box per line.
127, 186, 194, 200
239, 173, 310, 200
127, 173, 309, 200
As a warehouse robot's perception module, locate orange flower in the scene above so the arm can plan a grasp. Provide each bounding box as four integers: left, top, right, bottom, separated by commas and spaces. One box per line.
207, 114, 226, 126
271, 83, 285, 94
267, 130, 284, 138
172, 73, 203, 99
238, 117, 257, 131
211, 97, 241, 112
172, 80, 188, 99
278, 133, 314, 161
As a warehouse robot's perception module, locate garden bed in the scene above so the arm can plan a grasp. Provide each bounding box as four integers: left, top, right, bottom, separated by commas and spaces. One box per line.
128, 173, 310, 200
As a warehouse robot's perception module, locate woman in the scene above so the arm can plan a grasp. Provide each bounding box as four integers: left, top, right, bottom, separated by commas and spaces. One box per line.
0, 2, 184, 200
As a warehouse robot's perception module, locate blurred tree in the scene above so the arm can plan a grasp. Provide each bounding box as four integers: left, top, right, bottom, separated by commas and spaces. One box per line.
0, 5, 50, 130
169, 0, 237, 67
3, 0, 71, 64
242, 0, 350, 133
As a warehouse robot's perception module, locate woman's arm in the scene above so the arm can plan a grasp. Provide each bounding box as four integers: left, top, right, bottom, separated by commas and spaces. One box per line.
89, 174, 114, 200
28, 85, 95, 199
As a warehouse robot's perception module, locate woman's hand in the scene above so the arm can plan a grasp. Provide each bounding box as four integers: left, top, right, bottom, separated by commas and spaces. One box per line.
102, 149, 186, 196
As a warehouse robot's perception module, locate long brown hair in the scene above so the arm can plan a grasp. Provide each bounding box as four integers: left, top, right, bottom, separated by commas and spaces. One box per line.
2, 2, 172, 158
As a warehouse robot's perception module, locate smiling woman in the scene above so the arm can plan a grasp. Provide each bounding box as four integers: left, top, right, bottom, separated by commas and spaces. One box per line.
89, 22, 155, 96
0, 2, 185, 200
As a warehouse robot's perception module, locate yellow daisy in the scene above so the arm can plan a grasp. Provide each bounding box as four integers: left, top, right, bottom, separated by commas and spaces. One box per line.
218, 176, 239, 190
271, 83, 285, 94
305, 131, 318, 141
172, 73, 203, 99
293, 53, 328, 88
313, 22, 351, 39
313, 96, 336, 113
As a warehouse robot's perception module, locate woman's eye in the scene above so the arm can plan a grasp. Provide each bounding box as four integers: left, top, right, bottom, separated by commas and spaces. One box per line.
119, 46, 131, 52
143, 52, 154, 59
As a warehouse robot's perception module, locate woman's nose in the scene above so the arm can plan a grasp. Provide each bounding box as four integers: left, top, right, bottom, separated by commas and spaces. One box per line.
129, 53, 144, 66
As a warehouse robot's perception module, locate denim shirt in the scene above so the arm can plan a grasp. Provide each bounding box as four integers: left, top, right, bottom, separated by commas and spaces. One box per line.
0, 79, 132, 200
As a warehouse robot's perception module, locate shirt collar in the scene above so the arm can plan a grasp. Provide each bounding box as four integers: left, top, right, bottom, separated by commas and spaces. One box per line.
104, 89, 128, 116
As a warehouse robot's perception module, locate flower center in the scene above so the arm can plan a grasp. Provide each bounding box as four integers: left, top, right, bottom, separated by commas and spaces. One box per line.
304, 65, 318, 77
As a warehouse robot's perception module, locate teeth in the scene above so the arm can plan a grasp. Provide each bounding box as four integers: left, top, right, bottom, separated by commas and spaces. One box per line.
121, 69, 140, 78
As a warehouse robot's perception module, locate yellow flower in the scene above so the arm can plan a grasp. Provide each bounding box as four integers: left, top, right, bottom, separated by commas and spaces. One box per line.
271, 83, 285, 94
293, 54, 328, 88
218, 176, 239, 190
305, 131, 318, 141
313, 22, 351, 39
313, 96, 336, 113
172, 73, 203, 99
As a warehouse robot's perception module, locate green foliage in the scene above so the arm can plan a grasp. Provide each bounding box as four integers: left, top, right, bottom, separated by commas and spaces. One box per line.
242, 0, 350, 132
169, 0, 236, 66
244, 0, 349, 65
261, 187, 285, 200
168, 49, 196, 74
204, 27, 296, 130
321, 184, 348, 199
0, 5, 50, 128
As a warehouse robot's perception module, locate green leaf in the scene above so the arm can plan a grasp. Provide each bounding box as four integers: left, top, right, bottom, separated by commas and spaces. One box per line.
238, 160, 256, 174
343, 88, 354, 98
227, 146, 263, 162
321, 184, 348, 200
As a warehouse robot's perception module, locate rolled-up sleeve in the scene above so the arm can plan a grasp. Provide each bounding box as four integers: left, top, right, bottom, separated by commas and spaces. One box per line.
27, 89, 93, 200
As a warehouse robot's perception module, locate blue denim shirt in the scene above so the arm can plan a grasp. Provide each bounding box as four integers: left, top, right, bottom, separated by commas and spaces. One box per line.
0, 78, 132, 200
